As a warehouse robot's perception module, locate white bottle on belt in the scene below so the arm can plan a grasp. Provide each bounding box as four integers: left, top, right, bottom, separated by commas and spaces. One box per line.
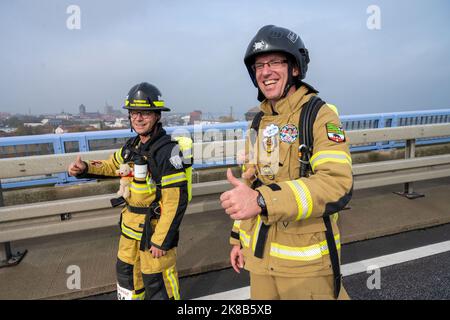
134, 156, 148, 179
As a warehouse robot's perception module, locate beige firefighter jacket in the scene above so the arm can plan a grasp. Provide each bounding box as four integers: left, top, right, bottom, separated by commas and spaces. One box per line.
230, 85, 353, 278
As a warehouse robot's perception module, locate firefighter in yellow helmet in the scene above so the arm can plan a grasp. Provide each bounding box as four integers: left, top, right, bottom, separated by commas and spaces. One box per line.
220, 25, 353, 300
68, 82, 192, 300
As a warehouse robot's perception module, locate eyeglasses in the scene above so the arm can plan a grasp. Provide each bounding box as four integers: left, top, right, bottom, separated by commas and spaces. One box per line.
252, 59, 288, 71
129, 110, 154, 119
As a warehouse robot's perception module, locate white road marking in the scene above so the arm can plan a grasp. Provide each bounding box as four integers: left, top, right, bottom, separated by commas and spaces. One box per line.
194, 240, 450, 300
193, 286, 251, 300
341, 240, 450, 276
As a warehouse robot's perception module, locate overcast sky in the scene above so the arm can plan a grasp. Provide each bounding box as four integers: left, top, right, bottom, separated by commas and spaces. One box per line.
0, 0, 449, 119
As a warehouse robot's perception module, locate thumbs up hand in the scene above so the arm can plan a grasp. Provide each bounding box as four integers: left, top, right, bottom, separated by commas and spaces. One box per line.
226, 167, 243, 187
241, 164, 256, 181
220, 168, 261, 220
68, 155, 87, 177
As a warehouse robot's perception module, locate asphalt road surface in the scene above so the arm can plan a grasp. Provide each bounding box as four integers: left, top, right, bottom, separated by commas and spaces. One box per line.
84, 223, 450, 300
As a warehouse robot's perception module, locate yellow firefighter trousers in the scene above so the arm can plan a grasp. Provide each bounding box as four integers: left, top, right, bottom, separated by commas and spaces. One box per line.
117, 235, 180, 300
250, 272, 350, 300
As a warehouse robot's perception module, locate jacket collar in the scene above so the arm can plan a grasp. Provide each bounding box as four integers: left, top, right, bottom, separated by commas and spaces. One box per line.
259, 82, 318, 116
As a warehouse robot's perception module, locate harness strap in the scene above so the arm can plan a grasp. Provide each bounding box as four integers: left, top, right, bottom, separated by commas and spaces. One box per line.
250, 111, 264, 146
145, 135, 175, 204
254, 224, 270, 259
324, 214, 341, 298
298, 96, 324, 177
299, 96, 342, 299
134, 135, 175, 252
135, 202, 161, 252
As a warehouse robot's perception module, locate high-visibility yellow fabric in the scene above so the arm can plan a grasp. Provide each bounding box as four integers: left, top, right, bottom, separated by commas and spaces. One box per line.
163, 266, 180, 300
161, 172, 187, 187
270, 234, 340, 261
125, 100, 165, 108
310, 150, 352, 172
285, 179, 313, 221
173, 136, 193, 201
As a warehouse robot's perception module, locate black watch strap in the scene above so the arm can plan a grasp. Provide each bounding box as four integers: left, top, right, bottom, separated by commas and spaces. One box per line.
257, 191, 268, 217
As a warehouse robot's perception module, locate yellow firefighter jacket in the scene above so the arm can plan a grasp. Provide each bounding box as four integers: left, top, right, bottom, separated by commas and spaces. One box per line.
81, 124, 189, 251
230, 84, 353, 278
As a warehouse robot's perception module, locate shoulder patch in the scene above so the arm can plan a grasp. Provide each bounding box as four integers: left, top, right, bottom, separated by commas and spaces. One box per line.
326, 123, 346, 143
90, 160, 104, 168
169, 155, 183, 169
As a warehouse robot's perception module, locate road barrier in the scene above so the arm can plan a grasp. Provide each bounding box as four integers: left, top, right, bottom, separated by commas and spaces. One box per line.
2, 108, 450, 189
0, 123, 449, 267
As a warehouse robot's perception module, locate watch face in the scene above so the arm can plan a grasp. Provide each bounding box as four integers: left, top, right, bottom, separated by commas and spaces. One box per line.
257, 194, 266, 208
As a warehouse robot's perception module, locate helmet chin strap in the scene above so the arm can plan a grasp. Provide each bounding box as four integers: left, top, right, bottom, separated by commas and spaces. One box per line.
280, 60, 295, 100
128, 114, 134, 133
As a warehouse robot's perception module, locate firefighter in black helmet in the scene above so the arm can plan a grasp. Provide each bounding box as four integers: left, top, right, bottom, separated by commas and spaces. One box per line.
124, 82, 171, 136
222, 25, 353, 300
68, 82, 192, 300
243, 25, 311, 102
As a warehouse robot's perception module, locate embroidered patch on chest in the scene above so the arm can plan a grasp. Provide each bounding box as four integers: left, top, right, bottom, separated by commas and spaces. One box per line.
326, 123, 346, 143
263, 124, 279, 137
279, 124, 298, 143
262, 124, 279, 153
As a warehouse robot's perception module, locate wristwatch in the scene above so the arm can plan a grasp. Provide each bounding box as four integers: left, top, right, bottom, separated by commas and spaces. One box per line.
256, 191, 268, 216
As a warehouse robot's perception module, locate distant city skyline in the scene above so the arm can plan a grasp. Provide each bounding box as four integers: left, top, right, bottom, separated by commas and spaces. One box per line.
0, 0, 449, 117
4, 105, 245, 120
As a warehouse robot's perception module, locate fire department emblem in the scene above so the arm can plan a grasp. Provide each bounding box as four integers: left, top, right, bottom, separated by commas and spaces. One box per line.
253, 40, 267, 51
326, 123, 346, 143
279, 124, 298, 144
287, 31, 298, 43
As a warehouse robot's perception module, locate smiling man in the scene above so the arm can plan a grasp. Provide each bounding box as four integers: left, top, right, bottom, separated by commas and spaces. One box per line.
68, 82, 191, 300
221, 25, 353, 300
253, 52, 298, 105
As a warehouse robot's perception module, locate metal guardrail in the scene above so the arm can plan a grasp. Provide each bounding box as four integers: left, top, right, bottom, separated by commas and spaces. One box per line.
2, 123, 450, 180
0, 122, 248, 188
1, 154, 450, 244
0, 180, 230, 243
2, 108, 450, 188
0, 140, 244, 180
1, 123, 450, 266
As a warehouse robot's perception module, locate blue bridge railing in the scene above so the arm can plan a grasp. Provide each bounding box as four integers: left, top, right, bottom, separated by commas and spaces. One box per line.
1, 109, 449, 189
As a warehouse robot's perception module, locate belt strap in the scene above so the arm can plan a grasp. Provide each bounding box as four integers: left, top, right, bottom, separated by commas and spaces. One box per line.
127, 205, 150, 215
127, 205, 161, 216
134, 202, 161, 252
